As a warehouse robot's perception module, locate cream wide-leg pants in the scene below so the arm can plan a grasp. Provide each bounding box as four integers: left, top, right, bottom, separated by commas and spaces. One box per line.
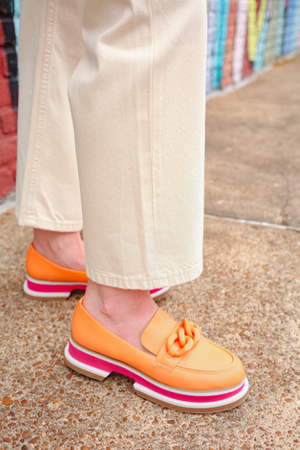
16, 0, 207, 290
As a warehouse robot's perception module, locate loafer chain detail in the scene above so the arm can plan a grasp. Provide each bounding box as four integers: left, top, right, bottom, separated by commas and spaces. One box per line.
166, 319, 201, 357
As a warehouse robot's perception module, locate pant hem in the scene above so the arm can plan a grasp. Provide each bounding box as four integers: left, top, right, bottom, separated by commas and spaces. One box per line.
86, 263, 202, 290
17, 213, 83, 232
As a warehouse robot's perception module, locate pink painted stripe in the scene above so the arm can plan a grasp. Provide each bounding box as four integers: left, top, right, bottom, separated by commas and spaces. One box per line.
27, 279, 87, 293
69, 341, 244, 403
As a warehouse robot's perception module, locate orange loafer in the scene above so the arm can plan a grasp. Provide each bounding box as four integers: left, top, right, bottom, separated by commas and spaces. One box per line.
23, 243, 170, 301
64, 298, 249, 413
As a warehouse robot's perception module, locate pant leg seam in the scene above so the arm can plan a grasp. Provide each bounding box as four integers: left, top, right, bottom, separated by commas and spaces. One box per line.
147, 0, 160, 283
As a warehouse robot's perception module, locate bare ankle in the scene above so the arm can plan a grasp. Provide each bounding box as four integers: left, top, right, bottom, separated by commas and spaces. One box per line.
33, 229, 85, 271
83, 280, 158, 352
84, 281, 151, 314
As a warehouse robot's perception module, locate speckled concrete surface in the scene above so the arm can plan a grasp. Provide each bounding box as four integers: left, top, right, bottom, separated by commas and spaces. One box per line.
1, 211, 300, 450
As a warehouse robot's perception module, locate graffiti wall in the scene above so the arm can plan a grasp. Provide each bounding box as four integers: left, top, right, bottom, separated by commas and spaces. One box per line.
206, 0, 300, 93
0, 0, 18, 199
0, 0, 300, 199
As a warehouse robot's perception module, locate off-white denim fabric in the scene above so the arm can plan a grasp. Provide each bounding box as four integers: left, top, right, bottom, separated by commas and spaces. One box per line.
16, 0, 207, 290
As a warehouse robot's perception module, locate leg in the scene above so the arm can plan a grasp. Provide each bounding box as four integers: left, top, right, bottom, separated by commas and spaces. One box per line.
66, 2, 247, 413
16, 0, 85, 269
69, 0, 206, 289
19, 0, 248, 412
66, 0, 207, 344
67, 0, 207, 347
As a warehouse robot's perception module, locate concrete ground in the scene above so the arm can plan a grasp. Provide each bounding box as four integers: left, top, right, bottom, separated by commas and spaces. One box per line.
1, 55, 300, 450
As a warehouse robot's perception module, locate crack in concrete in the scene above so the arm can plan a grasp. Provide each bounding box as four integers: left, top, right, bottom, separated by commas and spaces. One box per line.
204, 213, 300, 233
279, 170, 290, 227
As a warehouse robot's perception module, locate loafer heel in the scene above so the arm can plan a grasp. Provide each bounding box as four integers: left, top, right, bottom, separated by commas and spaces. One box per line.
64, 341, 110, 381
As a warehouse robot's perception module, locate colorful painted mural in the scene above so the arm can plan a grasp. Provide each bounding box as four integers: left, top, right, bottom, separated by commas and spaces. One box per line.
0, 0, 18, 198
10, 0, 300, 97
206, 0, 300, 92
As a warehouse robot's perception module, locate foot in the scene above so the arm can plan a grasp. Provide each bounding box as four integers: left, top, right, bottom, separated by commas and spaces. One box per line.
33, 229, 86, 272
83, 280, 158, 353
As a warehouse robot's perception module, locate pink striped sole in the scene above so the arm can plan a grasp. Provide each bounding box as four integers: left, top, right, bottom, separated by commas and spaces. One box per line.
68, 340, 245, 403
25, 276, 169, 299
27, 279, 86, 293
150, 288, 161, 295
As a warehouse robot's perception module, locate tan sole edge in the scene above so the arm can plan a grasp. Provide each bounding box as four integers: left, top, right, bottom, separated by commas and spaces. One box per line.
24, 292, 70, 301
64, 354, 248, 414
153, 288, 171, 301
134, 389, 249, 414
64, 356, 106, 381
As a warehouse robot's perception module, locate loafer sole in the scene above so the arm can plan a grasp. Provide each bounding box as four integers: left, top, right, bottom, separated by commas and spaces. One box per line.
23, 275, 170, 301
23, 276, 87, 301
64, 337, 249, 413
